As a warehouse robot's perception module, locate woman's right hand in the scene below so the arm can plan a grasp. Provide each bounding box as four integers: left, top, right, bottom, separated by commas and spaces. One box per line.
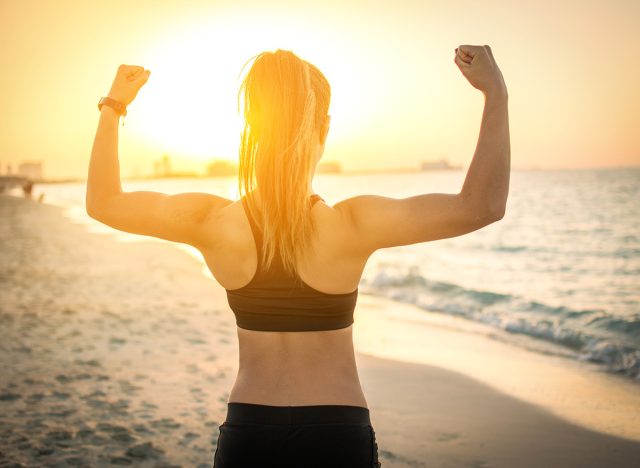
454, 45, 507, 98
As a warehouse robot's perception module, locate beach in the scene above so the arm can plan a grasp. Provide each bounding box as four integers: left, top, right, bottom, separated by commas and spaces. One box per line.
1, 194, 639, 467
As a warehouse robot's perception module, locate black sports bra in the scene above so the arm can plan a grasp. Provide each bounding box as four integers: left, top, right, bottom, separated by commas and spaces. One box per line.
225, 194, 358, 332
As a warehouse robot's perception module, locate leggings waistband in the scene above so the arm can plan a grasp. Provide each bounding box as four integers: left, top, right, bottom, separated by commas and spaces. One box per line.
225, 402, 371, 426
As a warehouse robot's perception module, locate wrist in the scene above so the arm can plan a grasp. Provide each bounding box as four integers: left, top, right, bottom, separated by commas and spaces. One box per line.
100, 105, 121, 118
483, 85, 508, 103
98, 96, 127, 117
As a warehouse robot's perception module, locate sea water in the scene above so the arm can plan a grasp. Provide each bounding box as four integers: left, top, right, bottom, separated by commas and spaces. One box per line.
38, 168, 640, 382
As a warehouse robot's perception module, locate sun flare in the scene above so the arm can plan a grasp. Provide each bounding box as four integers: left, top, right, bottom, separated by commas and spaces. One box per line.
126, 12, 379, 167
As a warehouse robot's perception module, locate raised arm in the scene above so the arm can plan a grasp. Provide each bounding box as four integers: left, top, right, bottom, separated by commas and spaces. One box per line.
337, 45, 510, 256
86, 65, 231, 248
456, 45, 510, 220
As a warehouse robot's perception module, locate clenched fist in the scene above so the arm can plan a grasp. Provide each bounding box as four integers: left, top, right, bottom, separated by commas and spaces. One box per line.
108, 64, 151, 106
454, 45, 507, 97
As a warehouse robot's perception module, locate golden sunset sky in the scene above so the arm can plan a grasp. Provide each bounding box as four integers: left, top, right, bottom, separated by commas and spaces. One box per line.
1, 0, 638, 179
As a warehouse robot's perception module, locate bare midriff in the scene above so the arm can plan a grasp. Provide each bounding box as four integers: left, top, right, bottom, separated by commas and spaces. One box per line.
228, 324, 369, 408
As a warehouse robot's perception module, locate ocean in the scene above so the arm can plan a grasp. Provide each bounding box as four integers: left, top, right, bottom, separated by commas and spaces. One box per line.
35, 167, 640, 383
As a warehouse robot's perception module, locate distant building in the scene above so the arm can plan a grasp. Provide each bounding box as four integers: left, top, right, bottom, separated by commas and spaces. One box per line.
317, 161, 342, 173
153, 154, 173, 177
161, 154, 171, 176
18, 161, 43, 180
420, 159, 460, 171
207, 160, 237, 177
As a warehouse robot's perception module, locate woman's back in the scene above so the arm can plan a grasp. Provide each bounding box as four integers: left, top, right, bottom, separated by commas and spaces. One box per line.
201, 190, 370, 407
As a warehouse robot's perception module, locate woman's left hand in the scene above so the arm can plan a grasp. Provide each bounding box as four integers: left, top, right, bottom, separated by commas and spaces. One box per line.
108, 64, 151, 106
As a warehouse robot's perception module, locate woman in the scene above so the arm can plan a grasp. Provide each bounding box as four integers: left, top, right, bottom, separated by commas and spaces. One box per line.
87, 45, 509, 467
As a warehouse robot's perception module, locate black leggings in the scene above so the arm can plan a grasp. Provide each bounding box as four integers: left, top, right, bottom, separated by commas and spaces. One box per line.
213, 402, 381, 467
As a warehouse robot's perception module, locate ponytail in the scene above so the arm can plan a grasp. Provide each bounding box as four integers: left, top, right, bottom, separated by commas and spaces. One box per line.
237, 49, 331, 280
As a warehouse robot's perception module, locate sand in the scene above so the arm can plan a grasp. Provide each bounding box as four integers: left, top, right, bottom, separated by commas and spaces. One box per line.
353, 293, 640, 443
1, 194, 639, 467
358, 354, 640, 467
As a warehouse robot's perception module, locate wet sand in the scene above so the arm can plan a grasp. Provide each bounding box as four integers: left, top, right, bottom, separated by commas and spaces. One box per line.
358, 354, 640, 467
1, 195, 639, 467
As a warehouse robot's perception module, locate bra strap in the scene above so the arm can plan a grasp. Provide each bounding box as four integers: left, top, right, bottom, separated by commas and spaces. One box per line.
241, 196, 262, 255
310, 194, 324, 206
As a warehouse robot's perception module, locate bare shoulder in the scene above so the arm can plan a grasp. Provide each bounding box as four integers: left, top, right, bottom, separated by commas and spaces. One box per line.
332, 193, 502, 256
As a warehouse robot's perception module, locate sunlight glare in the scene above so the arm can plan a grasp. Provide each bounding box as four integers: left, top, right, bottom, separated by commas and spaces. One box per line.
128, 12, 381, 167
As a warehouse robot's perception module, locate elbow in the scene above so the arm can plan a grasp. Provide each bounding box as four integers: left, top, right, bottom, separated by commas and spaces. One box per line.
85, 187, 97, 219
86, 191, 119, 221
85, 193, 99, 220
86, 202, 102, 221
86, 196, 109, 221
488, 203, 506, 222
461, 192, 506, 226
472, 203, 506, 228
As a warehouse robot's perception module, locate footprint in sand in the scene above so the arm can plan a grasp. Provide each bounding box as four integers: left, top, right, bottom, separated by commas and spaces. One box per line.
74, 359, 101, 368
118, 380, 142, 395
0, 392, 21, 401
435, 431, 460, 442
469, 460, 492, 468
62, 456, 91, 465
44, 429, 73, 445
51, 391, 71, 400
23, 378, 45, 385
76, 428, 95, 439
187, 337, 208, 345
125, 441, 165, 459
180, 432, 201, 446
194, 406, 209, 417
150, 418, 181, 430
140, 401, 159, 410
48, 405, 76, 418
132, 424, 154, 435
34, 446, 55, 456
107, 456, 134, 465
55, 373, 92, 383
55, 374, 73, 384
94, 423, 138, 444
186, 364, 200, 374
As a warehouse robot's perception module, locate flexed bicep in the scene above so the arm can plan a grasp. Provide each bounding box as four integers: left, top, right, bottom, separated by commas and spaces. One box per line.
87, 191, 233, 248
336, 193, 501, 256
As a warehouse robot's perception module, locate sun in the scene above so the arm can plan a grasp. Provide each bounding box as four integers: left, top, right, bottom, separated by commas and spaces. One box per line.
130, 32, 245, 164
126, 11, 382, 169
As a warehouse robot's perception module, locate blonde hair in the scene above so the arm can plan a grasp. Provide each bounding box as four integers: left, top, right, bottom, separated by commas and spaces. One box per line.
237, 49, 331, 280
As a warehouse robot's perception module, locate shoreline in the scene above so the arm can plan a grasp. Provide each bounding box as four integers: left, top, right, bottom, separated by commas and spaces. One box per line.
353, 293, 640, 443
2, 195, 639, 466
356, 352, 640, 467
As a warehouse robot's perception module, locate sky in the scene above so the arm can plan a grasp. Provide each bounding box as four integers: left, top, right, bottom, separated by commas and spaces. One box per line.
0, 0, 639, 179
